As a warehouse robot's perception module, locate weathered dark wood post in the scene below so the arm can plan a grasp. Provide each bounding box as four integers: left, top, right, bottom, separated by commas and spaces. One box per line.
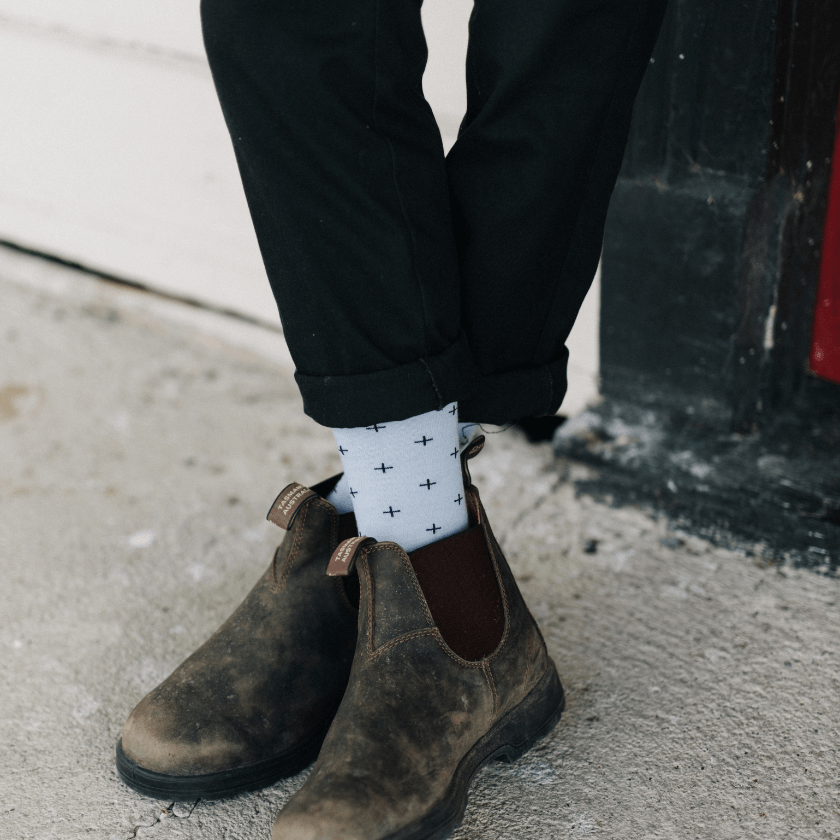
559, 0, 840, 566
602, 0, 840, 427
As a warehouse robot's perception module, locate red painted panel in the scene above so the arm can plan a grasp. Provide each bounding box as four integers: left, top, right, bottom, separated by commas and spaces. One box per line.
810, 91, 840, 383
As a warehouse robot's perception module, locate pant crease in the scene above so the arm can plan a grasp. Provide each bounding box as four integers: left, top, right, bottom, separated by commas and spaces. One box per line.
419, 357, 445, 408
372, 0, 434, 359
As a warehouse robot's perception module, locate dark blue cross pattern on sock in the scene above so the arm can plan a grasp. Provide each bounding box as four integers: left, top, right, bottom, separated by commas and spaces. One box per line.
375, 463, 393, 473
349, 487, 358, 497
419, 479, 436, 490
414, 436, 433, 446
366, 423, 386, 432
455, 494, 463, 505
426, 523, 441, 534
448, 405, 457, 415
338, 445, 348, 455
450, 447, 459, 458
383, 506, 400, 517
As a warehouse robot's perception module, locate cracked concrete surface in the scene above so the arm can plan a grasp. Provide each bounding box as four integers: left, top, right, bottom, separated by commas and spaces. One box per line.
1, 248, 839, 840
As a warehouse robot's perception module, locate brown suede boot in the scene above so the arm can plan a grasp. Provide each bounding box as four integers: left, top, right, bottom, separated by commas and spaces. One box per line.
272, 439, 565, 840
116, 476, 360, 800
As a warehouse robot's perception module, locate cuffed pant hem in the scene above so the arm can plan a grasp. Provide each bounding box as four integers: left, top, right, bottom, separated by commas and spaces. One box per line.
458, 350, 569, 426
295, 334, 569, 428
295, 331, 481, 428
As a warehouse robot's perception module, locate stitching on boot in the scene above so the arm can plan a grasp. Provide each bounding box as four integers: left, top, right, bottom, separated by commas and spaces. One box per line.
362, 555, 375, 657
363, 545, 433, 658
281, 503, 309, 590
431, 633, 484, 669
270, 496, 334, 593
524, 623, 534, 694
526, 609, 551, 695
270, 544, 284, 591
368, 543, 435, 628
362, 541, 494, 668
367, 623, 484, 670
482, 661, 498, 713
273, 503, 310, 593
399, 551, 435, 628
481, 511, 511, 664
369, 628, 439, 660
315, 497, 339, 553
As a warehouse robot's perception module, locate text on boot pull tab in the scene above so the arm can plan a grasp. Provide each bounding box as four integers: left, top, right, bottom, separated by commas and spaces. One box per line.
327, 536, 375, 576
266, 482, 318, 530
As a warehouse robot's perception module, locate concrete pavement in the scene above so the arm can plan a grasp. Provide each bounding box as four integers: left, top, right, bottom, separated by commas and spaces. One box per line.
1, 247, 838, 840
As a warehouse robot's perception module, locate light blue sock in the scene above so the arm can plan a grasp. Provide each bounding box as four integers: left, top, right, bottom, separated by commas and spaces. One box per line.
325, 473, 354, 514
329, 402, 468, 552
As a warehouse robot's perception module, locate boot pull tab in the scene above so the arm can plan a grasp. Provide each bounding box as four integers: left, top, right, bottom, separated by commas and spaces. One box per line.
267, 482, 318, 530
327, 536, 376, 576
460, 434, 486, 487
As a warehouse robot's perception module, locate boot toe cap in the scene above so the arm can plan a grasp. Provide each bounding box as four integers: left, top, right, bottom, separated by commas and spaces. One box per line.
272, 781, 411, 840
121, 691, 250, 776
272, 809, 369, 840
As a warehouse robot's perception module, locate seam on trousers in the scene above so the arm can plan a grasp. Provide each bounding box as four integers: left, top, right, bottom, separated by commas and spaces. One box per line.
532, 0, 650, 365
371, 0, 431, 358
419, 357, 444, 409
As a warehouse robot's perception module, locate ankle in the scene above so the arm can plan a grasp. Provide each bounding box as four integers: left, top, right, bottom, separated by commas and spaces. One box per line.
332, 403, 468, 552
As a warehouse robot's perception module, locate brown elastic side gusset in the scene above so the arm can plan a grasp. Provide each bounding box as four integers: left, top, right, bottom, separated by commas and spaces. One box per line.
337, 512, 361, 608
409, 526, 505, 661
337, 512, 359, 544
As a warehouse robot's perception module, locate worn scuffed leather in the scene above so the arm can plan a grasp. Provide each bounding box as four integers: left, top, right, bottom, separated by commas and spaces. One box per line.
272, 480, 556, 840
120, 493, 358, 777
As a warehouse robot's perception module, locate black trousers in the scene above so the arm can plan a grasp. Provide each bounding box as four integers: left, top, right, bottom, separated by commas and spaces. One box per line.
200, 0, 667, 427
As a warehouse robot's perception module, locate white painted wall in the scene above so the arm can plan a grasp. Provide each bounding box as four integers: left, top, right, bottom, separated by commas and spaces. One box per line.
0, 0, 598, 414
0, 1, 205, 56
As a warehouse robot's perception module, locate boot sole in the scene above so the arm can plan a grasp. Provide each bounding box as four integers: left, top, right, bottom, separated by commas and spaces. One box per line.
115, 712, 333, 801
385, 662, 565, 840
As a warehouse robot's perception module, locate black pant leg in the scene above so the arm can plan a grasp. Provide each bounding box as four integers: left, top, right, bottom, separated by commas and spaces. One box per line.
200, 0, 477, 427
451, 0, 668, 424
201, 0, 667, 428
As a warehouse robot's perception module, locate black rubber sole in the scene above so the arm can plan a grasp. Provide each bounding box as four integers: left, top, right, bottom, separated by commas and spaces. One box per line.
115, 713, 334, 801
385, 663, 566, 840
